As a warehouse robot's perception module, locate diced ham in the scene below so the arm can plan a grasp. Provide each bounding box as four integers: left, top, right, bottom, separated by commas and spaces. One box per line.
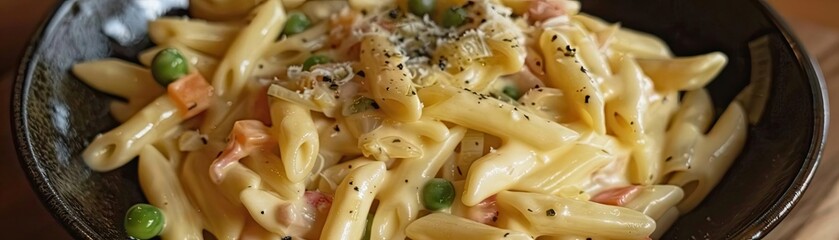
591, 186, 642, 206
167, 72, 214, 119
253, 85, 272, 126
467, 195, 499, 225
528, 0, 567, 23
294, 191, 334, 239
305, 191, 334, 213
210, 120, 275, 183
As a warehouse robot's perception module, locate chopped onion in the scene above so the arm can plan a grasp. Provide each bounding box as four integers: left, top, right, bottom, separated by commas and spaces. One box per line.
342, 111, 385, 139
456, 130, 485, 179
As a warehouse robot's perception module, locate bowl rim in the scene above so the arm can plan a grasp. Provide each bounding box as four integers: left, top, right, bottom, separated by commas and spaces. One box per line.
11, 1, 101, 239
734, 1, 829, 238
10, 0, 829, 239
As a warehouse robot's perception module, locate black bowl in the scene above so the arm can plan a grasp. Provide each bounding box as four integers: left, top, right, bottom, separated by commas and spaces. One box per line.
12, 0, 828, 239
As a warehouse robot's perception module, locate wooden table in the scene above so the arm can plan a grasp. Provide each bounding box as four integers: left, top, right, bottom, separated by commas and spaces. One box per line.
0, 1, 836, 239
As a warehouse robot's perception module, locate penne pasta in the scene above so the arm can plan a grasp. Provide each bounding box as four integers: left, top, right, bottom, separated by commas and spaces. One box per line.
71, 0, 749, 238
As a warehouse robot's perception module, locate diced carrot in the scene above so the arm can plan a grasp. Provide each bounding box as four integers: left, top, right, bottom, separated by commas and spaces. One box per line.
328, 8, 362, 49
167, 72, 214, 119
591, 186, 642, 206
209, 120, 275, 183
329, 8, 360, 32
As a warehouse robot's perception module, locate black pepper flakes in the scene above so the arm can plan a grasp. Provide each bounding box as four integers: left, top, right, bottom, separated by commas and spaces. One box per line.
334, 125, 341, 132
527, 208, 533, 212
323, 76, 333, 82
356, 70, 366, 77
546, 209, 556, 217
405, 179, 409, 183
665, 156, 673, 162
585, 95, 590, 104
353, 186, 359, 191
397, 63, 404, 70
504, 233, 510, 237
462, 0, 475, 8
389, 9, 399, 19
282, 236, 292, 240
371, 101, 380, 109
200, 136, 208, 145
393, 139, 402, 143
216, 151, 223, 158
260, 211, 265, 214
329, 83, 339, 90
581, 66, 587, 73
551, 35, 557, 42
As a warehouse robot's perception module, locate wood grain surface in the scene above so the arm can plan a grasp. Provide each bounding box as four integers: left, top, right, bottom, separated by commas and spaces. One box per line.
0, 1, 836, 239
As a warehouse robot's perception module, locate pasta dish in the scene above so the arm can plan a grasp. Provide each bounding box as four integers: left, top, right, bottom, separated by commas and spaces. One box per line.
72, 0, 747, 239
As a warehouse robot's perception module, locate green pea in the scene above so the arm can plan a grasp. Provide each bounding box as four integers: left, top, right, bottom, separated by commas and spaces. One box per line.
441, 7, 467, 28
408, 0, 436, 17
361, 213, 374, 240
502, 85, 521, 100
124, 204, 165, 240
349, 96, 380, 114
282, 12, 311, 36
422, 178, 455, 211
151, 48, 189, 86
302, 55, 331, 71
